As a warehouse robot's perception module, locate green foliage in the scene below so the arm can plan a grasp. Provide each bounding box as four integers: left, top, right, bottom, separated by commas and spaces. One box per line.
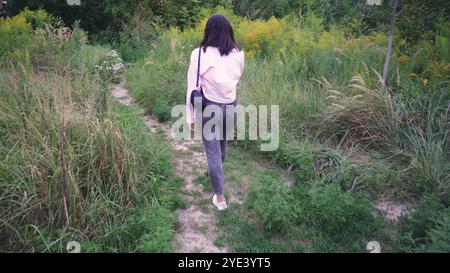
19, 7, 61, 29
232, 0, 390, 32
231, 0, 450, 42
301, 182, 381, 249
0, 10, 88, 68
247, 172, 294, 233
395, 193, 450, 252
6, 0, 449, 44
126, 38, 187, 121
223, 171, 381, 252
398, 0, 450, 42
216, 204, 306, 252
6, 0, 206, 36
0, 13, 32, 59
115, 11, 159, 62
153, 94, 175, 122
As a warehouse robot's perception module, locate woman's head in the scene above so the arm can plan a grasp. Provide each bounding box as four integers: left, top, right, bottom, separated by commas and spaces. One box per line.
200, 14, 240, 56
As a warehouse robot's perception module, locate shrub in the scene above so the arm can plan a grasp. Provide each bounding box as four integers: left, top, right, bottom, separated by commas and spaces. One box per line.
236, 16, 281, 57
0, 10, 89, 69
244, 171, 380, 251
116, 11, 159, 62
0, 14, 32, 58
20, 8, 61, 29
303, 182, 380, 249
395, 193, 450, 252
246, 172, 294, 233
95, 49, 126, 82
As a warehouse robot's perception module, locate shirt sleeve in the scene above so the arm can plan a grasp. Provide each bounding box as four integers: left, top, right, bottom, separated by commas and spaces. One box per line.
240, 51, 245, 75
186, 48, 199, 124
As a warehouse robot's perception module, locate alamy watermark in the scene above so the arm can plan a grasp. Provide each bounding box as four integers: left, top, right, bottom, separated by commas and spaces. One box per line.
366, 241, 381, 253
171, 100, 280, 152
367, 0, 382, 5
66, 241, 81, 253
66, 0, 81, 6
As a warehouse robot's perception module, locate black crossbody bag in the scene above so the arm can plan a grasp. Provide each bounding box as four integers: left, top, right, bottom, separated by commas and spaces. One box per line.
190, 46, 203, 106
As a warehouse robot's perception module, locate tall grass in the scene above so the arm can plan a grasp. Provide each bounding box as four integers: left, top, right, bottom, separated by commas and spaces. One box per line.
0, 11, 178, 252
314, 73, 449, 195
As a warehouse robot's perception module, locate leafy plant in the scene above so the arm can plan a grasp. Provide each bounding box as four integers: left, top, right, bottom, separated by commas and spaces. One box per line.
395, 193, 450, 253
246, 172, 294, 233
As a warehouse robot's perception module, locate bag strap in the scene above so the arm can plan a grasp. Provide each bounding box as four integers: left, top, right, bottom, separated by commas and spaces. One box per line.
196, 46, 202, 88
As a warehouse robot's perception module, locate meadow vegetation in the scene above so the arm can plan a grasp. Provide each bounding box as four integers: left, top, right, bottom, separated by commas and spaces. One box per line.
125, 6, 449, 252
1, 2, 449, 252
0, 10, 181, 252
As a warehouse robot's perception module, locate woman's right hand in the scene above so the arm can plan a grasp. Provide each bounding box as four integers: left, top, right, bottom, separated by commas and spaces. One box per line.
188, 122, 195, 138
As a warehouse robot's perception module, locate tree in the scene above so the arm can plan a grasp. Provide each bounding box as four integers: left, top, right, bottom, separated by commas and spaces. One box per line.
231, 0, 391, 32
379, 0, 449, 90
397, 0, 450, 42
0, 1, 6, 17
4, 0, 206, 34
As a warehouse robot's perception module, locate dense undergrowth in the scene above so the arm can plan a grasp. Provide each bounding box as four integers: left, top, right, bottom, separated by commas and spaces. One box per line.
0, 10, 182, 252
126, 7, 449, 252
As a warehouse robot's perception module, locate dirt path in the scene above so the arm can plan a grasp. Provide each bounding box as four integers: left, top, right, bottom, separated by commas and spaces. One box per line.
112, 81, 228, 253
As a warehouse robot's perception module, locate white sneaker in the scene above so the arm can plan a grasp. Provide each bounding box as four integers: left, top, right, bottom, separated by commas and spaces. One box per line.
212, 194, 228, 211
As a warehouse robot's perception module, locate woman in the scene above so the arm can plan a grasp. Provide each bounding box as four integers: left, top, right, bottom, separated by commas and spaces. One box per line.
186, 14, 245, 211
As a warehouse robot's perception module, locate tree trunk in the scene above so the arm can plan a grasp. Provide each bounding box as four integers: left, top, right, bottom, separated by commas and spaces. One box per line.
382, 0, 400, 91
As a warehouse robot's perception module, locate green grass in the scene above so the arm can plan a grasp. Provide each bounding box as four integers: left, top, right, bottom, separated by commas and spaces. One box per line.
217, 167, 382, 252
193, 173, 213, 193
216, 204, 307, 253
196, 198, 212, 214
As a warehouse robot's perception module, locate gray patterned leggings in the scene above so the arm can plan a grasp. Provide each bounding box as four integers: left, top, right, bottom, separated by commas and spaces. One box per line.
200, 95, 237, 195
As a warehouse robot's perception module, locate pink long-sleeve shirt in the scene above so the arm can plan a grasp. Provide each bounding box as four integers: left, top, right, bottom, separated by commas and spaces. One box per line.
186, 46, 245, 124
